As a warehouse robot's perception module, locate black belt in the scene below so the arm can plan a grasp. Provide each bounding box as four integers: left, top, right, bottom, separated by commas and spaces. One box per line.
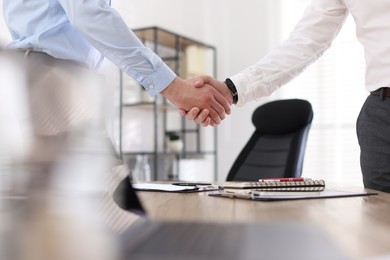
371, 88, 390, 98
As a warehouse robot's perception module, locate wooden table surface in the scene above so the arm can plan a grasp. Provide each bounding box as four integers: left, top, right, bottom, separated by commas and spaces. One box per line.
2, 178, 390, 260
137, 184, 390, 260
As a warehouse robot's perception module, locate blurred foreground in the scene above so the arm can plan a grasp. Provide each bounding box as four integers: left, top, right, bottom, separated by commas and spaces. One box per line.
0, 50, 121, 260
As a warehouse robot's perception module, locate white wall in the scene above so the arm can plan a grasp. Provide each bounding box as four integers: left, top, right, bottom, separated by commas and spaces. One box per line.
201, 0, 282, 181
113, 0, 209, 40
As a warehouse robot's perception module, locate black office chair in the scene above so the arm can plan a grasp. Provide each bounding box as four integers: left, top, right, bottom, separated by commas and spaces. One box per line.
226, 99, 313, 181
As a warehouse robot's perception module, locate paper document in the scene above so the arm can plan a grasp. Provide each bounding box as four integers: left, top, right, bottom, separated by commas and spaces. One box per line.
209, 190, 377, 201
133, 183, 220, 192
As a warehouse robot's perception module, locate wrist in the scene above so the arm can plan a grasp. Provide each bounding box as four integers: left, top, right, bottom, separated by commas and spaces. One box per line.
222, 86, 234, 105
161, 77, 180, 98
224, 78, 238, 105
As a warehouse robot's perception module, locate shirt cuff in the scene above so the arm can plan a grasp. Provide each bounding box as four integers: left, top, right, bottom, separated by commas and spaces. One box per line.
140, 63, 176, 96
230, 72, 273, 107
229, 73, 252, 107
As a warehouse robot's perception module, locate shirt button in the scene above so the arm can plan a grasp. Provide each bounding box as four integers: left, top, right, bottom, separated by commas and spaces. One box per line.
149, 84, 154, 89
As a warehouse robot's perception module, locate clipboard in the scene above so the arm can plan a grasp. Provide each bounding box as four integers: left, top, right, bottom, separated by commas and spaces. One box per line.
208, 189, 377, 201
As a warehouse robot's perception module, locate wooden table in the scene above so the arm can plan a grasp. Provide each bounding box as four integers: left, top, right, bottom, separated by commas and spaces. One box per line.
2, 178, 390, 259
137, 184, 390, 260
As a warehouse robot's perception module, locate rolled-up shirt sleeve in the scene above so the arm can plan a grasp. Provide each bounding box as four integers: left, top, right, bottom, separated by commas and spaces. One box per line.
58, 0, 176, 96
231, 0, 348, 106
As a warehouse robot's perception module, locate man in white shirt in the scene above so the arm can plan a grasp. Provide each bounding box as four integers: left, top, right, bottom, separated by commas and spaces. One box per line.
185, 0, 390, 192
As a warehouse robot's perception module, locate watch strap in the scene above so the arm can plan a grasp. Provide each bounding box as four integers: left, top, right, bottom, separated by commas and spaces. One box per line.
224, 78, 238, 104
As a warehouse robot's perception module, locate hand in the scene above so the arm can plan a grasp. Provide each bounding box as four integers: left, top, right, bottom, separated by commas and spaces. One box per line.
179, 75, 234, 126
194, 75, 234, 105
178, 107, 212, 127
161, 77, 231, 125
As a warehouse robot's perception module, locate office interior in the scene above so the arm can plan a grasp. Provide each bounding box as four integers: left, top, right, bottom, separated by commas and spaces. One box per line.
3, 1, 390, 260
0, 0, 366, 187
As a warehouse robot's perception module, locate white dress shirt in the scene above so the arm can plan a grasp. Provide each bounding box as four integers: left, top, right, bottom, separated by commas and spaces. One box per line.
231, 0, 390, 106
2, 0, 176, 96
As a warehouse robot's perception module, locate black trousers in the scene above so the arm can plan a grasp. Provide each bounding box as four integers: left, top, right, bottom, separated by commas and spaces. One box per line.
357, 93, 390, 192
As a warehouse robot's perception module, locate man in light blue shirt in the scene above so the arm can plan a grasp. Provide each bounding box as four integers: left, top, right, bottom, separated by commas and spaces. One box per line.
1, 3, 231, 255
2, 0, 230, 124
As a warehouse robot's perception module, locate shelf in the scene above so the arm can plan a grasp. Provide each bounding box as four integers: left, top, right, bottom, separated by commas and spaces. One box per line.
121, 151, 214, 158
119, 26, 218, 181
122, 101, 154, 107
168, 128, 199, 134
122, 102, 177, 111
160, 57, 179, 61
133, 26, 215, 50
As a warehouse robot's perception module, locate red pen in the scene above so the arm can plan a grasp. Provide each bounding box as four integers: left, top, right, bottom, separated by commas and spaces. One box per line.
259, 177, 312, 182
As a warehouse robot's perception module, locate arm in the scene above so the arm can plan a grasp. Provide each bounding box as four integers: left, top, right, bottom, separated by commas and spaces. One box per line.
231, 0, 348, 106
58, 0, 230, 123
58, 0, 175, 96
182, 0, 348, 125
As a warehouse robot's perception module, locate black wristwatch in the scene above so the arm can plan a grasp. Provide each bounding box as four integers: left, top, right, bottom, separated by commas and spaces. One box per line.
224, 78, 238, 105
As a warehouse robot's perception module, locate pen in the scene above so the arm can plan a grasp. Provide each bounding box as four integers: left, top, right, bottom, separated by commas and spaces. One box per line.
259, 178, 312, 182
172, 182, 212, 186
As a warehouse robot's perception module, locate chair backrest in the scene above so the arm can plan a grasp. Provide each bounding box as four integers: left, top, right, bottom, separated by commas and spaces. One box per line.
226, 99, 313, 181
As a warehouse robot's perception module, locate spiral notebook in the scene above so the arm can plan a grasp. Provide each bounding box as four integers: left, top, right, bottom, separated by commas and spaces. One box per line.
222, 179, 326, 191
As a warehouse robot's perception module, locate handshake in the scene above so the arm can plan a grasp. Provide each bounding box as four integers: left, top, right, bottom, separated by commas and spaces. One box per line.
161, 75, 235, 127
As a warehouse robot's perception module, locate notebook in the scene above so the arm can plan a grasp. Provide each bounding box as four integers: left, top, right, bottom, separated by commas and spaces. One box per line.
222, 179, 326, 190
114, 176, 348, 260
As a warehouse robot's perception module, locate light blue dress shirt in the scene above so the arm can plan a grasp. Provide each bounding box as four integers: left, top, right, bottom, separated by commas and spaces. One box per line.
2, 0, 176, 95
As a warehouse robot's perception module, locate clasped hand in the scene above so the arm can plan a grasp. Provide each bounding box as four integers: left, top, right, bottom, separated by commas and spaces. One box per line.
161, 76, 233, 127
